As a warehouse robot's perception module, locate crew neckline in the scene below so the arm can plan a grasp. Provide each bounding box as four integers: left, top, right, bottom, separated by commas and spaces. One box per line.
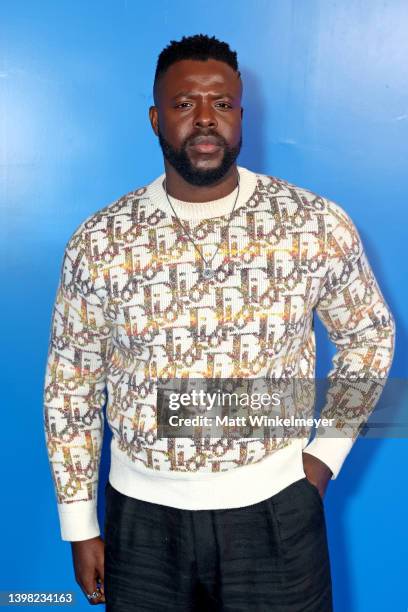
145, 165, 258, 221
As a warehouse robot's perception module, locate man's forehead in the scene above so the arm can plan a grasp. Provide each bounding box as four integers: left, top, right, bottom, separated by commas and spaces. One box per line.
159, 59, 241, 93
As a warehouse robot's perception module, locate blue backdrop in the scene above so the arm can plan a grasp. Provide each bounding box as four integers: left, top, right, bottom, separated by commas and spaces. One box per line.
1, 1, 406, 610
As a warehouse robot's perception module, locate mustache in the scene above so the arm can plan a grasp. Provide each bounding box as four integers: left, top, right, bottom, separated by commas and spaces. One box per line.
185, 132, 227, 147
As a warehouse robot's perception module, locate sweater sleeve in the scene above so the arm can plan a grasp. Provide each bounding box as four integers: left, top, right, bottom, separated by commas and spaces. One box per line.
43, 229, 110, 541
302, 203, 395, 478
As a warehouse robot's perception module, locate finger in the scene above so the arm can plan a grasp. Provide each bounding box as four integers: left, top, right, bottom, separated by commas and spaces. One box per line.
94, 567, 105, 603
95, 578, 105, 603
80, 578, 103, 605
94, 591, 106, 605
96, 579, 104, 596
95, 568, 104, 596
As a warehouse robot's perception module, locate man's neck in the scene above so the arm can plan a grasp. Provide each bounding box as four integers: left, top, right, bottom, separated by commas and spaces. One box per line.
163, 162, 239, 202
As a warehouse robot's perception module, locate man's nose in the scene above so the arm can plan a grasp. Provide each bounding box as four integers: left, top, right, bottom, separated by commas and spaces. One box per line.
193, 101, 217, 129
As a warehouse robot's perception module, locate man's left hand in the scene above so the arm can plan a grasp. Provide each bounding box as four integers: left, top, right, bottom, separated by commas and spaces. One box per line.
302, 452, 333, 498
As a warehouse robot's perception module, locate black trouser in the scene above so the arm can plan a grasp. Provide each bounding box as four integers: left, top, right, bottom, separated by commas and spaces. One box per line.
104, 477, 333, 611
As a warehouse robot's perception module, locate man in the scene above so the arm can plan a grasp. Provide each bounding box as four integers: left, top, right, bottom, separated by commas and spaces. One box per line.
43, 34, 395, 611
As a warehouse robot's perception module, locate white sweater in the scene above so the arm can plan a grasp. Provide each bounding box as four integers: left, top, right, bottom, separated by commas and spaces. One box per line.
43, 165, 395, 541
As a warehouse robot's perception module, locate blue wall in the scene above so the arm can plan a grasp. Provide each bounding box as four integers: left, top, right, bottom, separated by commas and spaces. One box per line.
1, 1, 406, 610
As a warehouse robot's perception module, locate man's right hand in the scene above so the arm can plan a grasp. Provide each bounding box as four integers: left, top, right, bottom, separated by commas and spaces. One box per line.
71, 537, 105, 605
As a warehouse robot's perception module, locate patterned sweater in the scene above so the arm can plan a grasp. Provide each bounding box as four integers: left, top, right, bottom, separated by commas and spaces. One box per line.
43, 165, 395, 541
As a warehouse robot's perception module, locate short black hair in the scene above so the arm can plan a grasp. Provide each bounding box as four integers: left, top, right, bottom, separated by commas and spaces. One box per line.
153, 34, 241, 103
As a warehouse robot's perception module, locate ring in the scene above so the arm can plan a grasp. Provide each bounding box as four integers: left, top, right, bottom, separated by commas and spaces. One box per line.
86, 590, 101, 600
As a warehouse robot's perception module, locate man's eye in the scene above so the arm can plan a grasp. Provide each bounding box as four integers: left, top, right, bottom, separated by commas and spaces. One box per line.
175, 102, 232, 109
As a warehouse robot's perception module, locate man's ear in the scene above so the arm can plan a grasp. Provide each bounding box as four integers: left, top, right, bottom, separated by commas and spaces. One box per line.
149, 106, 159, 136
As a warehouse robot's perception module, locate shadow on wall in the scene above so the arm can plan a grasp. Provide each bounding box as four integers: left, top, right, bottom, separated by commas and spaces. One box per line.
237, 67, 266, 173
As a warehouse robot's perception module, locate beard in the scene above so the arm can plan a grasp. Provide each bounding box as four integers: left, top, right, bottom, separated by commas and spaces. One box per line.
157, 127, 242, 186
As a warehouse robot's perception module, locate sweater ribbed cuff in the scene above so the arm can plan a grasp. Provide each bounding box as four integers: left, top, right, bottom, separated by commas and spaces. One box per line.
302, 433, 355, 479
57, 501, 100, 542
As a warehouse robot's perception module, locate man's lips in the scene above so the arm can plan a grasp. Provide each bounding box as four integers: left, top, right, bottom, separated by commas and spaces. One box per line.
188, 135, 223, 154
190, 143, 221, 153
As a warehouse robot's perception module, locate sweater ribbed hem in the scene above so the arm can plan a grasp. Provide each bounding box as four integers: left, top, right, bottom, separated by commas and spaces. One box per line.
108, 437, 309, 511
56, 434, 355, 541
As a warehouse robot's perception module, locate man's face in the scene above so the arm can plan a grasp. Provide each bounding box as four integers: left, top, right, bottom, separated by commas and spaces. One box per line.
150, 59, 243, 186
